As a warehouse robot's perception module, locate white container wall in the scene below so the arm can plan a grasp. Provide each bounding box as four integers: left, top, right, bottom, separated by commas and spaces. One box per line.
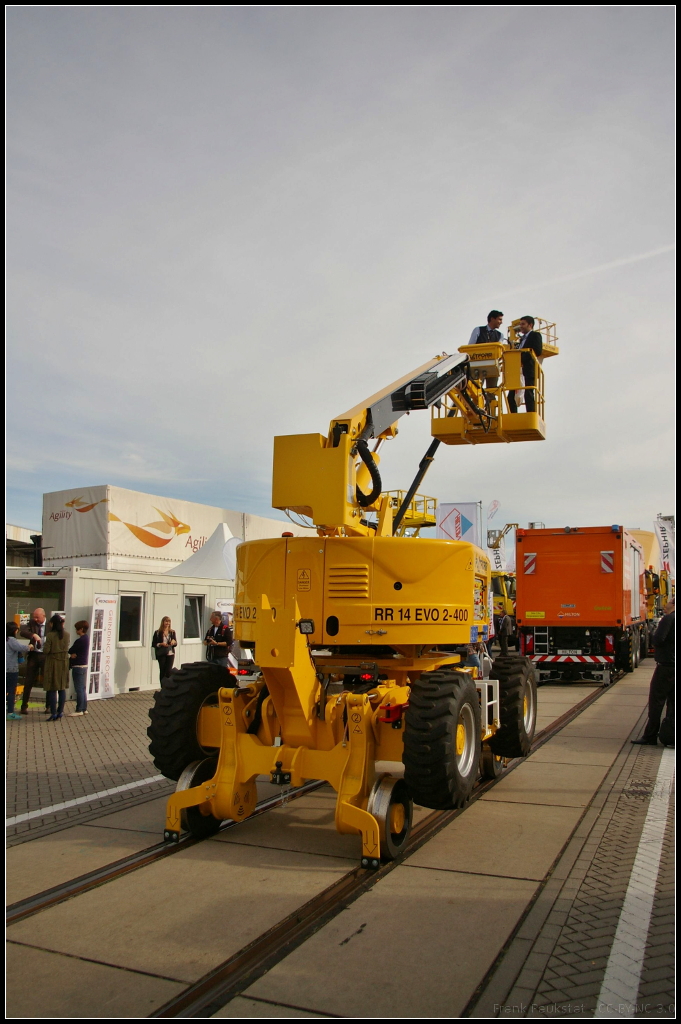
6, 566, 234, 694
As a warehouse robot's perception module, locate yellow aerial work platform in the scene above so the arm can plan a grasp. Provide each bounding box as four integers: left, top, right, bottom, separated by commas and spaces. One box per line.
151, 314, 560, 866
432, 317, 559, 446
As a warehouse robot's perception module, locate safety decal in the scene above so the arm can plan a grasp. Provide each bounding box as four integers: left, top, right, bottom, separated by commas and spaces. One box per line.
297, 569, 311, 591
531, 655, 615, 664
600, 551, 615, 573
523, 552, 537, 574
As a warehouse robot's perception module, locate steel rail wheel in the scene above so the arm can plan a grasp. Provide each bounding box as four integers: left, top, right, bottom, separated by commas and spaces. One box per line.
147, 662, 229, 780
488, 656, 537, 758
176, 757, 222, 838
367, 775, 413, 862
480, 745, 505, 780
403, 668, 481, 810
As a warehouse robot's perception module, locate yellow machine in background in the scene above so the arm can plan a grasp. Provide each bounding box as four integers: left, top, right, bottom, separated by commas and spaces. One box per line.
149, 322, 559, 865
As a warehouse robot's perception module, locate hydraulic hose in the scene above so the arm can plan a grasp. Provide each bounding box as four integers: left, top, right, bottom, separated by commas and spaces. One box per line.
355, 438, 383, 508
393, 439, 441, 534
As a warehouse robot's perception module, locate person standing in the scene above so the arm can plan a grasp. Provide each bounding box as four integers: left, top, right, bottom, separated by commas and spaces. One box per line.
632, 599, 675, 746
204, 611, 233, 669
152, 617, 177, 682
7, 622, 32, 720
43, 614, 70, 721
68, 621, 90, 716
508, 315, 543, 413
468, 310, 506, 390
19, 607, 48, 714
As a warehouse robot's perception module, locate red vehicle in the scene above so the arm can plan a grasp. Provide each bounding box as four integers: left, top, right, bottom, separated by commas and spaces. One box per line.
515, 525, 647, 685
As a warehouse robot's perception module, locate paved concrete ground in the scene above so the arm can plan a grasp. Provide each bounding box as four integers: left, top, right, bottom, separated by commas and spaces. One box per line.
5, 664, 674, 1019
6, 691, 172, 843
232, 665, 674, 1020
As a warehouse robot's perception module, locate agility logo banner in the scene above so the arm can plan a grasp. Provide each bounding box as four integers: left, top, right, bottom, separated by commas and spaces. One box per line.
436, 503, 479, 545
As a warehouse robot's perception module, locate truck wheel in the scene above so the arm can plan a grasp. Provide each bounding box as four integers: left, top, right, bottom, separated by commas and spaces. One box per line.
403, 669, 481, 810
148, 661, 230, 780
640, 630, 648, 661
488, 656, 537, 758
176, 757, 222, 838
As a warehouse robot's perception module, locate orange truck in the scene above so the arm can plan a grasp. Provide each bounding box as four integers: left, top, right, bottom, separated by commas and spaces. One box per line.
515, 525, 647, 685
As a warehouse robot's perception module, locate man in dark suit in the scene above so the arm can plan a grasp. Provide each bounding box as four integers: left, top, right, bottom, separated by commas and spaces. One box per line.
509, 315, 543, 413
632, 600, 675, 746
19, 607, 48, 714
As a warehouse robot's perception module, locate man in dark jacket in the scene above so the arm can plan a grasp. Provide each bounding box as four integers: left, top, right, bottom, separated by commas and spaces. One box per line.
632, 599, 675, 746
509, 315, 543, 413
204, 612, 233, 670
19, 608, 48, 714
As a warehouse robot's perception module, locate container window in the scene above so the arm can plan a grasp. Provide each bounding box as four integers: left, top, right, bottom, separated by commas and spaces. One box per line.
119, 594, 144, 643
184, 596, 204, 639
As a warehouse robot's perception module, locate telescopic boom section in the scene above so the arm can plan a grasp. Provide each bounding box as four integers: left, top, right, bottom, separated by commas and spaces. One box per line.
272, 331, 557, 536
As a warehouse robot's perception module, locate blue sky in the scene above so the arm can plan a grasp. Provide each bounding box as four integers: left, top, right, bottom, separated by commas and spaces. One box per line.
7, 7, 675, 535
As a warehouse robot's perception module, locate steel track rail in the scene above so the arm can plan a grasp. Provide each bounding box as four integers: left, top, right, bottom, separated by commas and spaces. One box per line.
5, 780, 325, 927
149, 676, 620, 1019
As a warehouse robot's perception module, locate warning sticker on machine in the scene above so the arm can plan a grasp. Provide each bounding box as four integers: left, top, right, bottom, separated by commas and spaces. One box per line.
373, 606, 469, 623
297, 569, 311, 591
525, 611, 545, 619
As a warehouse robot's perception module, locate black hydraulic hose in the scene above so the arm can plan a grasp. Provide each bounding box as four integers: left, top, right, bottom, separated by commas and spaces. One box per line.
355, 438, 383, 508
393, 438, 441, 535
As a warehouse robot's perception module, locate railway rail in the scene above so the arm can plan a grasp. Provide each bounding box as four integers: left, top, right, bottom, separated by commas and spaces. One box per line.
7, 675, 621, 1018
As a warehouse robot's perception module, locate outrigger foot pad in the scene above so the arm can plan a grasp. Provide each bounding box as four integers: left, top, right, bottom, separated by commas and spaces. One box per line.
361, 857, 380, 870
164, 830, 181, 843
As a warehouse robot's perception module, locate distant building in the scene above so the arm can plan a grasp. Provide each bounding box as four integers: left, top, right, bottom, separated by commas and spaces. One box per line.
6, 525, 42, 567
42, 485, 313, 573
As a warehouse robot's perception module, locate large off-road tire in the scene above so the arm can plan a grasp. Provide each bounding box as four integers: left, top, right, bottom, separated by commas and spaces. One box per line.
147, 661, 229, 780
403, 669, 481, 810
640, 628, 649, 661
488, 656, 537, 758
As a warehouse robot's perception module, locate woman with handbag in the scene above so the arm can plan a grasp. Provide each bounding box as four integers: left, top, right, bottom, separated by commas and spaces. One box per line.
43, 614, 70, 721
152, 617, 177, 682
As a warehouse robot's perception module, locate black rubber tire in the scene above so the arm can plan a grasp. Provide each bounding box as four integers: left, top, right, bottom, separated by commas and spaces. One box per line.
640, 629, 648, 661
488, 656, 537, 758
403, 668, 481, 810
179, 757, 222, 838
147, 661, 230, 780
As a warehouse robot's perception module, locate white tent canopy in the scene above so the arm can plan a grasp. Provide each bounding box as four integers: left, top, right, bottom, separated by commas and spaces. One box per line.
165, 522, 241, 579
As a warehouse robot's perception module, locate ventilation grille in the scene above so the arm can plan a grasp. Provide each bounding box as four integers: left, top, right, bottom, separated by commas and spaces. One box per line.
326, 565, 369, 600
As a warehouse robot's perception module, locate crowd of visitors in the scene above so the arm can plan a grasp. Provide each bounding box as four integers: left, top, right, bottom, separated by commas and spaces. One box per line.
5, 608, 91, 722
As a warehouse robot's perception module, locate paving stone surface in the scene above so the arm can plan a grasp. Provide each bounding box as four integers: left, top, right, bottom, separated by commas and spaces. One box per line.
492, 741, 675, 1018
6, 691, 171, 841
